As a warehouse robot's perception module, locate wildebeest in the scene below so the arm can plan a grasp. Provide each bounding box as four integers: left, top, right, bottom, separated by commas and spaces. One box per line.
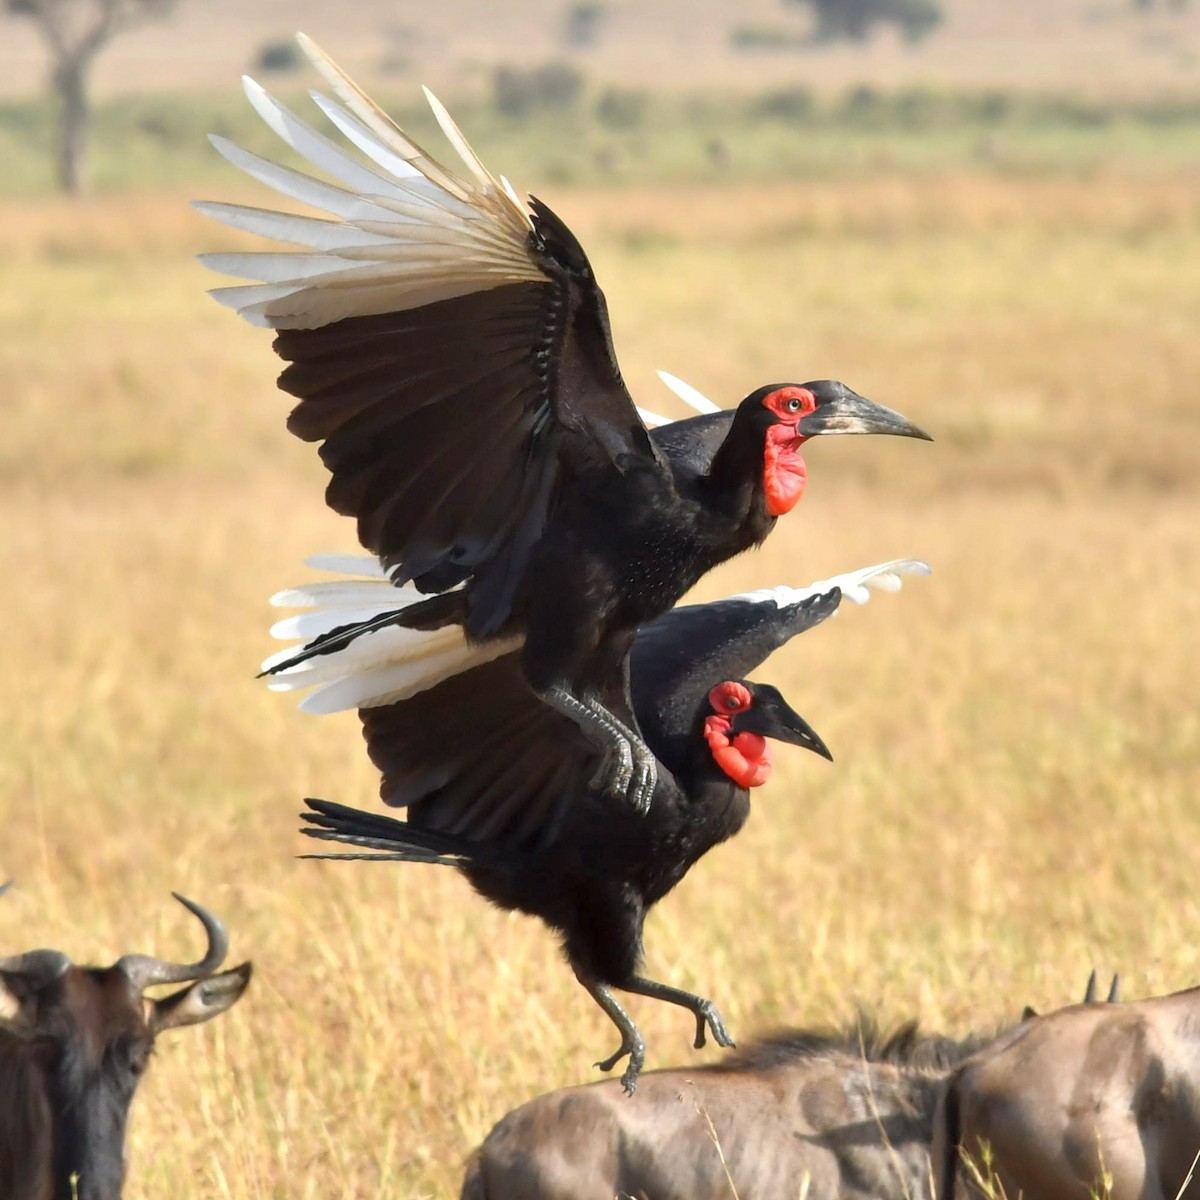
934, 975, 1200, 1200
461, 977, 1112, 1200
461, 1015, 992, 1200
0, 886, 252, 1200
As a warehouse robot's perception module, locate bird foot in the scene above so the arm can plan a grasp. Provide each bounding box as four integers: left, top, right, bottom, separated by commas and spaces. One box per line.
595, 1031, 647, 1095
588, 739, 635, 802
625, 743, 657, 815
588, 738, 657, 815
691, 998, 736, 1051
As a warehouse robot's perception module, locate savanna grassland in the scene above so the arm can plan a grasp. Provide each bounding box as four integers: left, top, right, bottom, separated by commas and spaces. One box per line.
2, 135, 1200, 1199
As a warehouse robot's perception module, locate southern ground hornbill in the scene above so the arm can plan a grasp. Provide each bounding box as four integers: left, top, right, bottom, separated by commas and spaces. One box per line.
286, 558, 929, 1090
197, 35, 931, 813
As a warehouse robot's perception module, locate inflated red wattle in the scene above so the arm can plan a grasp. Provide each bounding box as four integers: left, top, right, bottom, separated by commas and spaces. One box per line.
762, 425, 808, 517
704, 716, 775, 788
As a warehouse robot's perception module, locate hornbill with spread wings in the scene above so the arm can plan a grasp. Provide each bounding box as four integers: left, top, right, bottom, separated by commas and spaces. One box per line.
197, 36, 931, 813
284, 558, 928, 1091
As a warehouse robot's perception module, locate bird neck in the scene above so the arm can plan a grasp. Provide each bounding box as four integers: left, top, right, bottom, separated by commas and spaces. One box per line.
701, 413, 806, 530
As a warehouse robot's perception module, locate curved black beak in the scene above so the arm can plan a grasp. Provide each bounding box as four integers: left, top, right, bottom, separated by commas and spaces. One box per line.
732, 684, 833, 762
797, 382, 932, 442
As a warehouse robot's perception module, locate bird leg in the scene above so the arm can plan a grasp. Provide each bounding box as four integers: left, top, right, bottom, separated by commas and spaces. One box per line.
537, 685, 656, 813
584, 695, 657, 812
622, 974, 736, 1052
577, 974, 647, 1095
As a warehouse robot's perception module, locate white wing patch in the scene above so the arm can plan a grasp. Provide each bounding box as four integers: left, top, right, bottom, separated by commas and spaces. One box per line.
266, 555, 929, 716
196, 35, 542, 331
656, 370, 723, 415
265, 554, 521, 713
727, 558, 931, 609
635, 406, 673, 428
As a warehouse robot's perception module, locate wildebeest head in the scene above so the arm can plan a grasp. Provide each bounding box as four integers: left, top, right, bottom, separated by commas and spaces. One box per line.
0, 886, 251, 1200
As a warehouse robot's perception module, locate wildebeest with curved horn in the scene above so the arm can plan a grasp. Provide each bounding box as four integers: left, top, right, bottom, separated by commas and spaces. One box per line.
0, 886, 252, 1200
933, 973, 1200, 1200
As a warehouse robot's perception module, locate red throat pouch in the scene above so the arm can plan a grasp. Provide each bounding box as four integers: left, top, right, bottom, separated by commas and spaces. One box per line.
704, 716, 775, 788
762, 425, 808, 517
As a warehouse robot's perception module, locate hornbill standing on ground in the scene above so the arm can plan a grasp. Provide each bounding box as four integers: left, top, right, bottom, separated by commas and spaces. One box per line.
197, 35, 932, 813
283, 557, 929, 1091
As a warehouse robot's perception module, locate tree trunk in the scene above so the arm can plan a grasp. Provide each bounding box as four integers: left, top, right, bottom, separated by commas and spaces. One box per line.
53, 57, 89, 195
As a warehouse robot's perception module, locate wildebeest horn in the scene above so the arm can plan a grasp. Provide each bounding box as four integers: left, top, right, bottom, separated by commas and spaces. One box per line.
0, 947, 72, 986
115, 893, 228, 989
0, 882, 72, 987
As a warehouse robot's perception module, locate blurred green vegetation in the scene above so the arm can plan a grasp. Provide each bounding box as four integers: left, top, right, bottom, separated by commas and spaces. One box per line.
2, 82, 1200, 195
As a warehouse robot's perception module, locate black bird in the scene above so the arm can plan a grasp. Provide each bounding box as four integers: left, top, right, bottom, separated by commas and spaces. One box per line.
291, 558, 929, 1091
198, 36, 932, 812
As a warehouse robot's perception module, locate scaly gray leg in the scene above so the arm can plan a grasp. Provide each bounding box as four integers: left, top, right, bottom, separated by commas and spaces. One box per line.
622, 974, 735, 1051
539, 685, 656, 813
577, 974, 647, 1095
583, 695, 657, 813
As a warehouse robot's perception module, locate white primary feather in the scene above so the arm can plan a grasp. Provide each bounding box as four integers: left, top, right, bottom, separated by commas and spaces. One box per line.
656, 370, 723, 415
295, 639, 518, 714
635, 406, 672, 428
264, 555, 928, 714
297, 33, 473, 202
198, 35, 544, 331
727, 558, 931, 609
304, 552, 387, 578
307, 90, 427, 183
192, 201, 396, 253
240, 76, 414, 199
264, 555, 522, 712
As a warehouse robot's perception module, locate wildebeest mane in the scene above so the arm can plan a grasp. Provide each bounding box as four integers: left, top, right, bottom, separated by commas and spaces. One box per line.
713, 1011, 995, 1074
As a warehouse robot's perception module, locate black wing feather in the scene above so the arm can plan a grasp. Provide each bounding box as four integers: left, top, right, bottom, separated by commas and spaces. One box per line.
648, 410, 736, 477
631, 589, 843, 766
357, 654, 599, 852
273, 204, 663, 635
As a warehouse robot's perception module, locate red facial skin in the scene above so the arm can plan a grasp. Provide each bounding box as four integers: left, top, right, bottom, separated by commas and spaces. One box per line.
703, 680, 774, 788
761, 386, 816, 518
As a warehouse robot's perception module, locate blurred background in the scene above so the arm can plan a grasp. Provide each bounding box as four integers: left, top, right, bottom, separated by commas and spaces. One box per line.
2, 1, 1199, 1196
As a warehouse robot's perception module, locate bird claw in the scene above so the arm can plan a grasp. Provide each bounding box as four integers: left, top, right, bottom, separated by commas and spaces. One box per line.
625, 747, 657, 815
590, 741, 658, 815
589, 740, 634, 800
692, 999, 735, 1051
595, 1033, 647, 1095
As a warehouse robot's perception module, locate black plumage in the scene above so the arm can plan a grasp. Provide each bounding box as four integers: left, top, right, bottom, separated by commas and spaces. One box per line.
201, 45, 932, 812
300, 584, 848, 1092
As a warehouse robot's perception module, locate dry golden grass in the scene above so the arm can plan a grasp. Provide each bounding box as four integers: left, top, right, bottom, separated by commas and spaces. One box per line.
2, 173, 1199, 1196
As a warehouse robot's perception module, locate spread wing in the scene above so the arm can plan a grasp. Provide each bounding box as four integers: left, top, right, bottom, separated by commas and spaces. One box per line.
197, 35, 660, 628
632, 559, 931, 757
356, 652, 640, 852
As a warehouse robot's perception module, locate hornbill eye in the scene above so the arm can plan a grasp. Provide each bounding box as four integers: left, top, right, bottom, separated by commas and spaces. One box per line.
786, 397, 801, 412
708, 681, 752, 714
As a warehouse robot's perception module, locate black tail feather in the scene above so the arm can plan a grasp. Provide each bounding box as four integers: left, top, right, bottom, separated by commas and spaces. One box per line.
299, 797, 484, 866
